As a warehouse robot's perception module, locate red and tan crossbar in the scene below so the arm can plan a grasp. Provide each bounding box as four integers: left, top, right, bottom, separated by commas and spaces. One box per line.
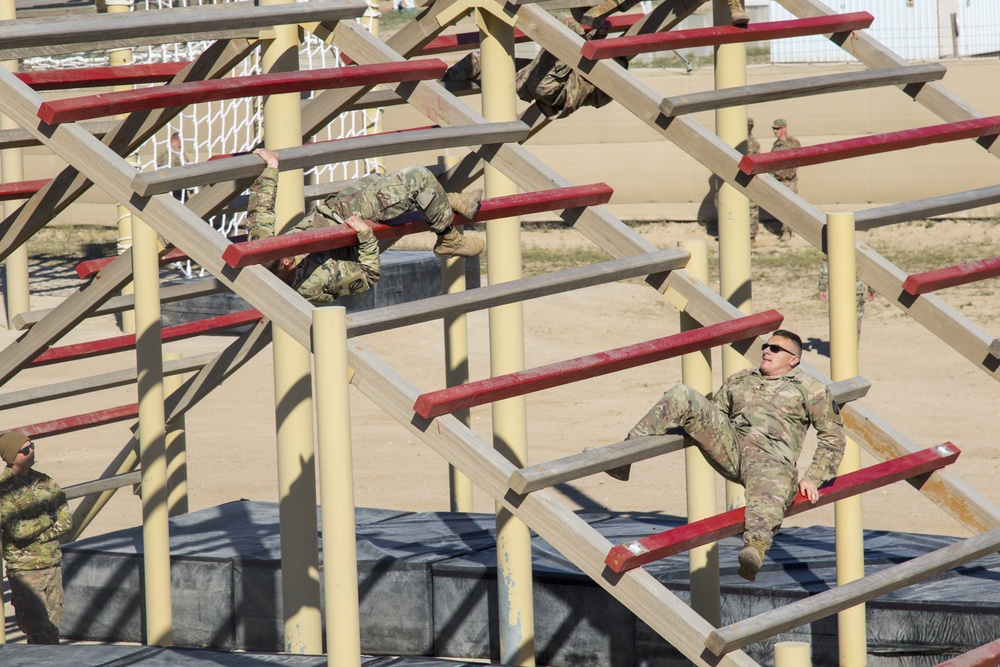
605, 443, 960, 573
17, 62, 188, 91
75, 243, 228, 280
221, 183, 614, 269
902, 256, 1000, 296
31, 308, 261, 366
582, 11, 872, 60
11, 404, 140, 438
412, 310, 783, 419
0, 178, 48, 201
932, 638, 1000, 667
740, 115, 1000, 176
37, 60, 447, 125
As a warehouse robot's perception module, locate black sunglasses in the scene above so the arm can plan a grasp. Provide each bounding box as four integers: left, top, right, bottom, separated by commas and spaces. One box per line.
18, 441, 34, 456
761, 343, 796, 356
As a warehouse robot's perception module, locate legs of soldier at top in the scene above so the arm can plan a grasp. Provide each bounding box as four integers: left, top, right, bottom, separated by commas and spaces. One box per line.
738, 449, 797, 581
727, 0, 749, 26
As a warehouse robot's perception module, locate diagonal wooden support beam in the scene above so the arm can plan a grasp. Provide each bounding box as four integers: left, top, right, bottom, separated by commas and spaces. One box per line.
413, 310, 784, 418
582, 11, 873, 59
606, 444, 960, 573
705, 520, 1000, 656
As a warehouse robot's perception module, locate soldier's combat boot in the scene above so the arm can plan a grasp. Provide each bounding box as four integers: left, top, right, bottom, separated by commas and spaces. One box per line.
737, 540, 767, 581
580, 0, 637, 29
728, 0, 749, 26
434, 227, 485, 258
446, 188, 483, 220
780, 226, 794, 243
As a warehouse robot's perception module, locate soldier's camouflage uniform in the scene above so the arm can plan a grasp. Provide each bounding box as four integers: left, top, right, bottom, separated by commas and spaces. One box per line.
746, 130, 760, 240
627, 368, 845, 554
246, 166, 387, 305
770, 134, 800, 238
1, 467, 73, 644
819, 260, 874, 338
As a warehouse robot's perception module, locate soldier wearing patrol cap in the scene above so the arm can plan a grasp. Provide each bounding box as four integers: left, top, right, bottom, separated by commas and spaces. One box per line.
770, 118, 801, 242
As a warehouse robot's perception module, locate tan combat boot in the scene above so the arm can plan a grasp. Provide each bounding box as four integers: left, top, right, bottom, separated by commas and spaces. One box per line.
728, 0, 749, 27
446, 188, 483, 221
737, 540, 767, 581
580, 0, 625, 28
780, 226, 794, 243
434, 227, 485, 258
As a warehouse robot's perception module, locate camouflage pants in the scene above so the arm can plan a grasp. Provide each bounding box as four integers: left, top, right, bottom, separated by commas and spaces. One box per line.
628, 385, 798, 552
319, 165, 453, 233
775, 176, 797, 235
7, 566, 64, 644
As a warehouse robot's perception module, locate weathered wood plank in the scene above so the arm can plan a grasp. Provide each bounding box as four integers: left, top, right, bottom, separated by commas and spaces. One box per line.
64, 471, 142, 501
854, 184, 1000, 230
0, 121, 118, 150
660, 64, 946, 116
706, 521, 1000, 656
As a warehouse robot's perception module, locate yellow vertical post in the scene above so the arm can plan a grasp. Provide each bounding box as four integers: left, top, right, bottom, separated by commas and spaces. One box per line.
713, 0, 752, 512
313, 307, 362, 667
478, 7, 534, 665
1, 0, 28, 329
107, 0, 136, 333
775, 641, 812, 667
163, 353, 189, 517
260, 4, 323, 653
443, 255, 474, 511
133, 208, 172, 647
827, 212, 866, 665
679, 239, 720, 625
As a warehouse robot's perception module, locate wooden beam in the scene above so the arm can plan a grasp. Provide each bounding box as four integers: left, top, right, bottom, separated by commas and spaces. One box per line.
739, 115, 1000, 176
902, 256, 1000, 296
133, 121, 531, 196
0, 120, 117, 150
16, 403, 139, 438
660, 63, 945, 116
76, 245, 198, 280
414, 310, 784, 418
0, 1, 366, 60
345, 249, 690, 337
931, 638, 1000, 667
607, 444, 960, 574
64, 471, 142, 501
705, 521, 1000, 656
17, 62, 187, 91
582, 11, 873, 59
222, 183, 614, 268
510, 375, 870, 494
854, 184, 1000, 230
38, 60, 447, 125
0, 354, 214, 410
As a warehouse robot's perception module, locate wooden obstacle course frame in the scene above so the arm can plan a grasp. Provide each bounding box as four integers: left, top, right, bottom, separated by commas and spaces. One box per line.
605, 443, 960, 573
17, 62, 188, 91
902, 256, 1000, 296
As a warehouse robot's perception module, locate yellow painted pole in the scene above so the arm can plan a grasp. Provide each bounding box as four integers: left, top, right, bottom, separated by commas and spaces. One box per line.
133, 210, 173, 647
713, 0, 752, 512
443, 255, 473, 511
260, 3, 324, 653
1, 0, 27, 329
313, 307, 361, 667
679, 239, 720, 625
478, 7, 534, 665
827, 212, 867, 666
107, 0, 136, 333
774, 641, 812, 667
163, 352, 189, 517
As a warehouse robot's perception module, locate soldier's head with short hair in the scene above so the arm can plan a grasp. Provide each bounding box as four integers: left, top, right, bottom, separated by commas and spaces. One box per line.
747, 117, 754, 131
772, 118, 788, 140
760, 329, 802, 377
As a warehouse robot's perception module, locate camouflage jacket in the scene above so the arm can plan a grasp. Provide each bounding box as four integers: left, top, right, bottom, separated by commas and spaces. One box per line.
770, 136, 801, 182
246, 167, 381, 305
713, 367, 845, 486
1, 468, 72, 572
818, 259, 874, 306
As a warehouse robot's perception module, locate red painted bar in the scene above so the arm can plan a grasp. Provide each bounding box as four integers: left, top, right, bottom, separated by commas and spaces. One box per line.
31, 308, 261, 366
582, 11, 873, 60
902, 256, 1000, 296
739, 115, 1000, 176
412, 310, 783, 419
37, 60, 448, 124
933, 638, 1000, 667
75, 246, 195, 279
0, 179, 48, 201
222, 183, 614, 269
17, 63, 188, 91
13, 404, 140, 438
605, 443, 960, 573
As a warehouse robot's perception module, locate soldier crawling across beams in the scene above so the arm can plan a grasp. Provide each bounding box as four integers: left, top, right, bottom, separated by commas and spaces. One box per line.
247, 148, 484, 305
610, 329, 846, 581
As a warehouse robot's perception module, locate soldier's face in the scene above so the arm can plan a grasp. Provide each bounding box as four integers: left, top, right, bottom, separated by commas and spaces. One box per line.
760, 336, 799, 377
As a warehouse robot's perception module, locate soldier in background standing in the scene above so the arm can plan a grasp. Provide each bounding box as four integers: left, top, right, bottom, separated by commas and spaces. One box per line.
746, 117, 761, 246
770, 118, 801, 242
1, 432, 73, 644
819, 260, 876, 339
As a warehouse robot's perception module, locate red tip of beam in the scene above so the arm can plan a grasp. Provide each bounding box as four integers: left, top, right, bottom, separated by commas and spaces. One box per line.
76, 246, 194, 280
412, 309, 782, 419
582, 11, 873, 60
902, 256, 1000, 296
37, 60, 448, 125
0, 179, 49, 201
17, 62, 188, 91
605, 443, 960, 573
13, 403, 140, 438
222, 183, 614, 269
740, 115, 1000, 176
